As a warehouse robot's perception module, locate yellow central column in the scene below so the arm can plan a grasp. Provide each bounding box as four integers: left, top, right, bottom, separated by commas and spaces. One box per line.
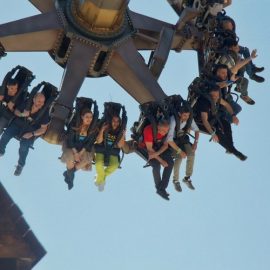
74, 0, 129, 33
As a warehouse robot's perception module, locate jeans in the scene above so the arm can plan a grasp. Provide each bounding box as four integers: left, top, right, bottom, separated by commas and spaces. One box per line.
95, 153, 119, 184
239, 46, 255, 77
0, 117, 9, 135
224, 97, 242, 123
236, 76, 249, 97
0, 123, 35, 167
197, 118, 241, 155
148, 149, 174, 191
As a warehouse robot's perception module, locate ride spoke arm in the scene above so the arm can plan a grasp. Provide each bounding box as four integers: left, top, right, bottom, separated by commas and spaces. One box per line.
0, 11, 63, 51
28, 0, 56, 13
107, 39, 166, 104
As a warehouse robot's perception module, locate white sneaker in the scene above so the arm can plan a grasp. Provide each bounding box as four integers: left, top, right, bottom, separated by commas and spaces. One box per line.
98, 182, 105, 192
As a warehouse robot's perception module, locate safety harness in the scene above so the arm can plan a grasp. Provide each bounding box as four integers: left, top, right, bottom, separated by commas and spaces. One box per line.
0, 65, 35, 121
95, 102, 127, 167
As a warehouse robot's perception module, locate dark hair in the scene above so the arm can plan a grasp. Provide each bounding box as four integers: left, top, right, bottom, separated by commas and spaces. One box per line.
223, 37, 238, 48
80, 107, 92, 117
222, 17, 236, 32
73, 108, 93, 132
157, 117, 170, 127
212, 64, 229, 75
179, 102, 191, 114
209, 84, 220, 93
7, 78, 18, 86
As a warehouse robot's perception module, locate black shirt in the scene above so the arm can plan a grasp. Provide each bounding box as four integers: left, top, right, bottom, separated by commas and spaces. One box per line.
66, 128, 97, 152
194, 97, 216, 124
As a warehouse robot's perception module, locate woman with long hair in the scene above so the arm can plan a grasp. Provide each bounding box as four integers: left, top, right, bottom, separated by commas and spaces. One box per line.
61, 108, 97, 190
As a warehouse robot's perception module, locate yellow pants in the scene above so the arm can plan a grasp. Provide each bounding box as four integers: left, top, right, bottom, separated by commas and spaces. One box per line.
95, 153, 119, 184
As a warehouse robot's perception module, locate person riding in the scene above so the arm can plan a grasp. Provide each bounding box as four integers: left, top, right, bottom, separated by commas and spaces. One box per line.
213, 64, 242, 122
218, 37, 258, 105
140, 117, 174, 200
193, 82, 247, 161
166, 103, 200, 192
0, 92, 50, 175
220, 16, 265, 83
0, 78, 23, 134
61, 108, 97, 190
94, 115, 125, 191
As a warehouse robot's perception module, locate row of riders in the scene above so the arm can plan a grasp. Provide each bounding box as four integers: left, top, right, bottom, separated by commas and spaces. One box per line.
0, 13, 264, 200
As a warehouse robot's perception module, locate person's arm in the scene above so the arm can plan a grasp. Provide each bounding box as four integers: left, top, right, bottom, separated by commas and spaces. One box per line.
220, 98, 239, 125
14, 109, 30, 117
96, 124, 107, 144
201, 112, 219, 142
192, 131, 200, 151
167, 140, 186, 158
117, 130, 126, 148
153, 142, 168, 156
22, 124, 49, 139
7, 101, 15, 111
145, 141, 167, 167
223, 0, 232, 8
231, 49, 257, 74
0, 95, 4, 101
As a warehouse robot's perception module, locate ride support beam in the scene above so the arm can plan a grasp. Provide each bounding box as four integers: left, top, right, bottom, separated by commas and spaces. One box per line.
107, 38, 166, 104
0, 12, 63, 52
148, 26, 175, 79
28, 0, 56, 13
44, 39, 101, 144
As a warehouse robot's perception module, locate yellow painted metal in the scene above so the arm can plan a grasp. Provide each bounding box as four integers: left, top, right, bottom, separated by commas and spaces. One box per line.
73, 0, 129, 33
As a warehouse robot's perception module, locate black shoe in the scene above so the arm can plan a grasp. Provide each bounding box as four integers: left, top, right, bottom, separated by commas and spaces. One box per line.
253, 66, 264, 73
173, 181, 182, 192
183, 176, 195, 190
63, 171, 74, 190
250, 74, 265, 83
234, 151, 248, 161
156, 189, 170, 200
14, 165, 23, 176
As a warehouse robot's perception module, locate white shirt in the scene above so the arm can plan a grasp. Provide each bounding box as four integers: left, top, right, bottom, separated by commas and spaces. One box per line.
166, 116, 199, 142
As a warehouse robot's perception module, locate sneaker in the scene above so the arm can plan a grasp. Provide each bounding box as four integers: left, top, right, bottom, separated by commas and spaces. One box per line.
173, 181, 182, 192
183, 176, 195, 190
156, 189, 170, 200
240, 95, 255, 105
14, 165, 23, 176
253, 66, 264, 73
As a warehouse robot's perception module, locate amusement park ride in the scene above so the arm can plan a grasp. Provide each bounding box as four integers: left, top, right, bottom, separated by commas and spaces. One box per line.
0, 0, 232, 144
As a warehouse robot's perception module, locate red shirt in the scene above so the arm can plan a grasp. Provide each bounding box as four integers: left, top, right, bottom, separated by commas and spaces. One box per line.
139, 124, 166, 148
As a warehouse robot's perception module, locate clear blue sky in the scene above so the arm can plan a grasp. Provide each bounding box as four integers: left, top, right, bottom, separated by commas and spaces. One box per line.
1, 1, 270, 270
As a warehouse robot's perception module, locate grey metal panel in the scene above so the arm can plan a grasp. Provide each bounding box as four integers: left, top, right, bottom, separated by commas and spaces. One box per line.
107, 39, 166, 104
44, 39, 101, 143
56, 40, 101, 109
0, 12, 62, 37
0, 30, 60, 51
175, 7, 199, 31
149, 27, 175, 79
128, 10, 173, 33
28, 0, 56, 13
